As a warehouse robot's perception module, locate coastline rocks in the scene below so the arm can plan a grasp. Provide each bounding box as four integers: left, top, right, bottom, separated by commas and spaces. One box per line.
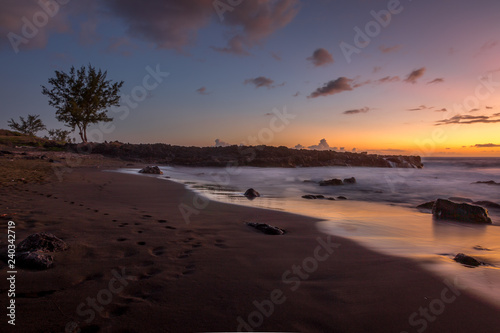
343, 177, 356, 184
417, 201, 435, 210
337, 196, 347, 200
319, 178, 343, 186
474, 180, 500, 186
16, 233, 68, 270
244, 188, 260, 198
432, 199, 492, 224
453, 253, 482, 267
246, 222, 285, 235
139, 166, 163, 175
301, 194, 335, 200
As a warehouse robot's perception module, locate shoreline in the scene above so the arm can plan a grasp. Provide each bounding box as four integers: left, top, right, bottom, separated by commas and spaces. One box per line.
2, 166, 500, 332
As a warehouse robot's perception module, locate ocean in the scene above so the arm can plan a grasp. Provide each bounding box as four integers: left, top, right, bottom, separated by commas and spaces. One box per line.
119, 157, 500, 308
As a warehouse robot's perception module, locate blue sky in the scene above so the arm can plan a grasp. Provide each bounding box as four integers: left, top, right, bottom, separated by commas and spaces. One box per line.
1, 0, 500, 155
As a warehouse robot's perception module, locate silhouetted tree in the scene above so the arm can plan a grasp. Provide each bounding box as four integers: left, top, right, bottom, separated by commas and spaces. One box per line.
7, 114, 46, 136
41, 64, 124, 143
45, 129, 73, 143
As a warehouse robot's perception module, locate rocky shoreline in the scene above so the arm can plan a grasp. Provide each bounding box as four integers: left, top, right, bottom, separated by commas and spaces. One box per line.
67, 142, 424, 168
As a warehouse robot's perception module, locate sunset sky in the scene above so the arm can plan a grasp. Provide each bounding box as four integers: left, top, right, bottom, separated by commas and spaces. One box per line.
1, 0, 500, 156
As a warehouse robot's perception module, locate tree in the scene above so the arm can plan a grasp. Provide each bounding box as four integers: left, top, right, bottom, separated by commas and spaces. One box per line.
41, 64, 124, 143
45, 129, 73, 143
7, 114, 46, 136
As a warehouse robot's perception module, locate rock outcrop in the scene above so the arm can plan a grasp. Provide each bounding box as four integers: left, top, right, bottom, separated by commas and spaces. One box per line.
343, 177, 356, 184
16, 233, 68, 270
319, 178, 343, 186
244, 188, 260, 198
432, 199, 492, 224
454, 253, 482, 267
139, 166, 163, 174
246, 222, 285, 235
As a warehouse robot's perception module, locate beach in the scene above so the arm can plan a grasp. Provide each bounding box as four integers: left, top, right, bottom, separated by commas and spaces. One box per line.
2, 164, 500, 332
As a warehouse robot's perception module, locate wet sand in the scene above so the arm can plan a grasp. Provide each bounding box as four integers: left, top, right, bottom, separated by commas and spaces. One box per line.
1, 167, 500, 332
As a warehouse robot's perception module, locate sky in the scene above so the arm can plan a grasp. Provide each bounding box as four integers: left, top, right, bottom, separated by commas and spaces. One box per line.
1, 0, 500, 156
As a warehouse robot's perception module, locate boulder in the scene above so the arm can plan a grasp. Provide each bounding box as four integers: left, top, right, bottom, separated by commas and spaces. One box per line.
246, 222, 285, 235
319, 178, 343, 186
139, 166, 163, 175
244, 188, 260, 198
343, 177, 356, 184
432, 199, 492, 224
416, 201, 435, 210
15, 233, 68, 270
302, 195, 317, 199
474, 180, 500, 186
17, 251, 54, 269
453, 253, 482, 267
474, 201, 500, 209
17, 232, 68, 252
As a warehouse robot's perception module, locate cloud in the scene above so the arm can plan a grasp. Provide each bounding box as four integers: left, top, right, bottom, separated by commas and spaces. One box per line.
427, 78, 444, 84
407, 105, 433, 111
105, 0, 299, 55
486, 106, 493, 109
214, 138, 230, 147
308, 77, 354, 98
294, 144, 305, 149
435, 108, 447, 112
343, 107, 371, 115
292, 91, 300, 97
404, 67, 426, 84
436, 114, 500, 125
469, 108, 480, 112
477, 40, 498, 55
376, 76, 400, 83
211, 0, 300, 55
373, 66, 382, 73
473, 143, 500, 148
271, 52, 282, 61
308, 138, 331, 150
196, 86, 210, 95
306, 48, 334, 67
244, 76, 280, 89
379, 45, 400, 53
0, 1, 81, 52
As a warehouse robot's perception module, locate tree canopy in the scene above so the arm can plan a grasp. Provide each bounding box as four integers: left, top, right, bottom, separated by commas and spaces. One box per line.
41, 64, 124, 143
7, 114, 46, 136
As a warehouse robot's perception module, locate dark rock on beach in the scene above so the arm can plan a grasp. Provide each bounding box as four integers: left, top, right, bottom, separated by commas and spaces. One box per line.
17, 232, 68, 253
246, 222, 285, 235
453, 253, 482, 267
139, 166, 163, 175
432, 199, 492, 224
244, 188, 260, 198
17, 251, 54, 269
319, 178, 343, 186
473, 245, 492, 251
343, 177, 356, 184
302, 194, 334, 200
337, 196, 347, 200
16, 232, 68, 270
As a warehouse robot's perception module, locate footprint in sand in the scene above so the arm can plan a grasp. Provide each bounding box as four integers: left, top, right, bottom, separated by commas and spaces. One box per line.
157, 219, 167, 223
149, 246, 165, 256
139, 267, 163, 280
118, 223, 129, 228
142, 214, 152, 218
137, 241, 146, 246
165, 226, 176, 230
117, 238, 128, 242
177, 250, 192, 259
214, 239, 228, 248
134, 222, 141, 226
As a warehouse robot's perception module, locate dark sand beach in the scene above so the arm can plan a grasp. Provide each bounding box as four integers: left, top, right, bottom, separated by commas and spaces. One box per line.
1, 164, 500, 332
